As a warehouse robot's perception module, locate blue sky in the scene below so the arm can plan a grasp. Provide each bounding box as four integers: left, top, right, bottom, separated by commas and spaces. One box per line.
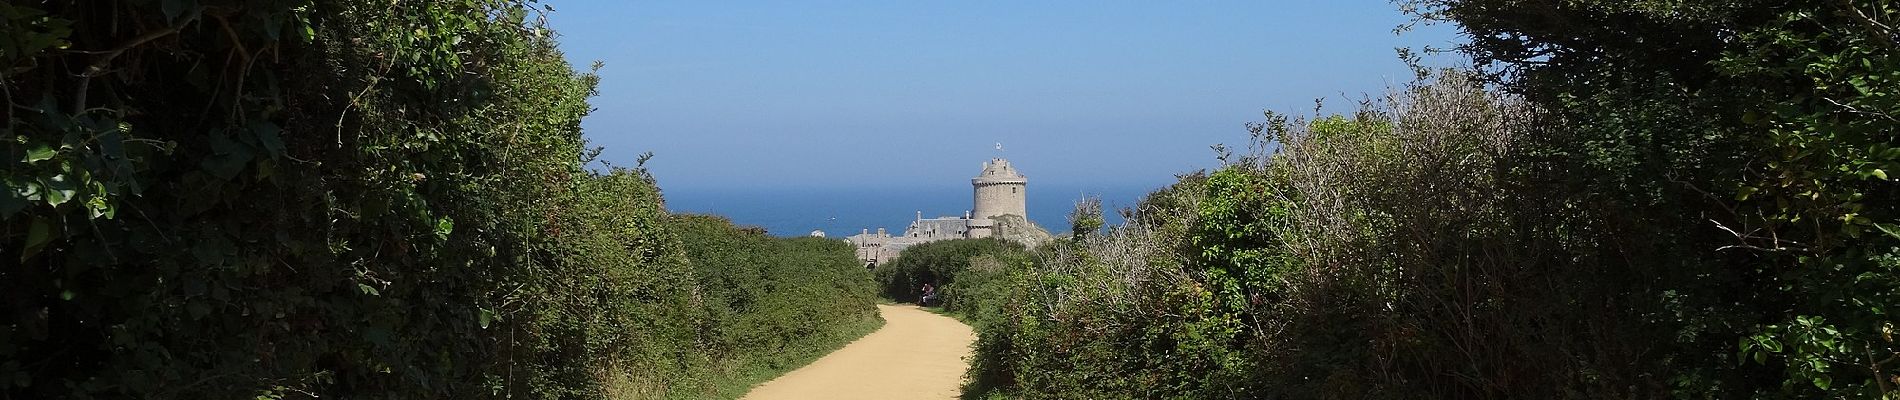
545, 1, 1462, 192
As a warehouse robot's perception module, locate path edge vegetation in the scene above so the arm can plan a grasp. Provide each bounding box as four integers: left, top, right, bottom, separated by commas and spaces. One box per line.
888, 1, 1900, 398
666, 214, 884, 400
1, 1, 879, 399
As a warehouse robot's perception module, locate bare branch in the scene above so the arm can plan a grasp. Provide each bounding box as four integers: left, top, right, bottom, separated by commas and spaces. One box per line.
71, 10, 202, 111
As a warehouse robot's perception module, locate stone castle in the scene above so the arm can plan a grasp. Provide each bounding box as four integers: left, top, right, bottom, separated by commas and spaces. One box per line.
845, 158, 1051, 267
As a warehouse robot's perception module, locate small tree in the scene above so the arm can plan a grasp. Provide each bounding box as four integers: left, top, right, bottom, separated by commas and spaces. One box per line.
1069, 196, 1105, 241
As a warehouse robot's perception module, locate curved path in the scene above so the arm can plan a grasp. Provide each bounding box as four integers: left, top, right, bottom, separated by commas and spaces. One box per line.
740, 304, 975, 400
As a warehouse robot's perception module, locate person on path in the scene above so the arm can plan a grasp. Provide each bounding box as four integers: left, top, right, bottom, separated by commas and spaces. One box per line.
919, 283, 936, 306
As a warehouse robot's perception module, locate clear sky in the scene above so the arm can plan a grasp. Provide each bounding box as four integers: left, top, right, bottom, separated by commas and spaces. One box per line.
544, 1, 1462, 193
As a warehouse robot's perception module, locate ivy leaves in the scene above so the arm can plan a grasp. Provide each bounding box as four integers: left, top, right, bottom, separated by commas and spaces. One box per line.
0, 3, 71, 69
198, 121, 284, 181
6, 103, 173, 263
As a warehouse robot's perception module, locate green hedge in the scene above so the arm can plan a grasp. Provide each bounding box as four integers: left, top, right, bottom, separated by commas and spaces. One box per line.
964, 51, 1898, 398
665, 214, 881, 399
871, 238, 1027, 311
0, 1, 878, 399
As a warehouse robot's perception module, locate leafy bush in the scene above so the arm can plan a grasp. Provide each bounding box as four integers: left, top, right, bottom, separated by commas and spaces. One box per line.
962, 0, 1900, 397
0, 2, 879, 399
872, 238, 1027, 309
959, 72, 1529, 399
1408, 0, 1900, 396
665, 214, 881, 399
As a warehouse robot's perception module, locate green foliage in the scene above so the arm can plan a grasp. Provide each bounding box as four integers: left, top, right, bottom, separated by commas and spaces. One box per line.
961, 188, 1267, 399
664, 214, 881, 399
872, 238, 1028, 309
536, 168, 704, 399
1067, 196, 1105, 241
0, 1, 879, 399
1189, 167, 1292, 316
1407, 0, 1900, 396
960, 0, 1900, 398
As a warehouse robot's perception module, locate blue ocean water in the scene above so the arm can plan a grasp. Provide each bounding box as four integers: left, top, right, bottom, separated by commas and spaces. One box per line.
662, 183, 1159, 237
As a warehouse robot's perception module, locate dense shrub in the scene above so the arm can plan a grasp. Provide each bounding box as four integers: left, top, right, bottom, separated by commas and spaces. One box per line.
960, 0, 1900, 397
960, 74, 1524, 399
872, 238, 1027, 310
1406, 0, 1900, 396
968, 62, 1896, 399
665, 214, 881, 399
966, 210, 1261, 398
0, 1, 878, 399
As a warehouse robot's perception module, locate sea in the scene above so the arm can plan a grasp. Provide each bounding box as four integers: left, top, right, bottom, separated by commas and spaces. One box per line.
662, 183, 1161, 238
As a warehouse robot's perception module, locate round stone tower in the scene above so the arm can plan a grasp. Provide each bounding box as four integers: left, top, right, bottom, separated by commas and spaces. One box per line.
969, 158, 1027, 238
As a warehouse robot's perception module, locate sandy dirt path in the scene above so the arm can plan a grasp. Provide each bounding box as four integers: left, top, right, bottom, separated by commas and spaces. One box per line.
740, 304, 975, 400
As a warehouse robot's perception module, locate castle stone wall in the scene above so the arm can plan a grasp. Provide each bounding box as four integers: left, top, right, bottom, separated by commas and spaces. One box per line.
847, 157, 1038, 266
972, 182, 1026, 222
971, 158, 1028, 225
